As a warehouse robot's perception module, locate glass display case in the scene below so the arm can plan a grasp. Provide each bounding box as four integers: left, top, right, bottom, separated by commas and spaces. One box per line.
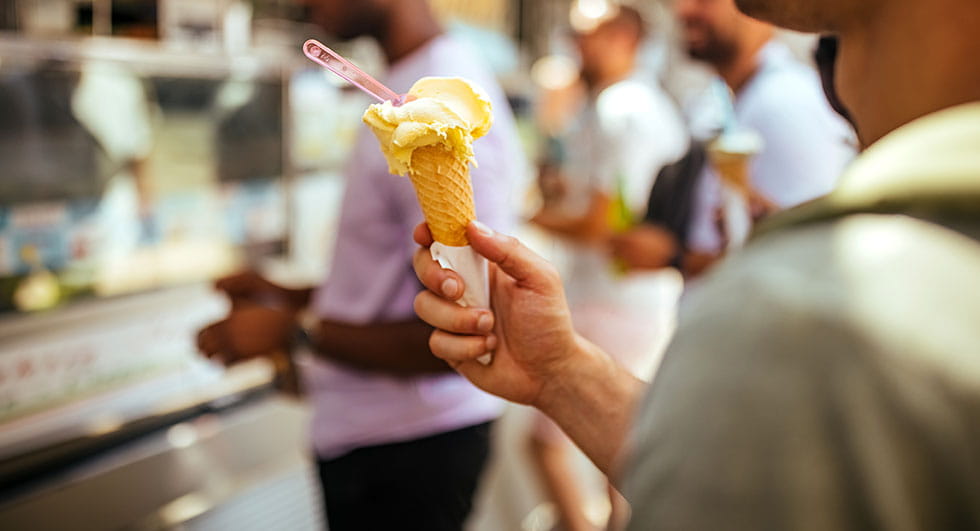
0, 32, 358, 524
0, 35, 291, 313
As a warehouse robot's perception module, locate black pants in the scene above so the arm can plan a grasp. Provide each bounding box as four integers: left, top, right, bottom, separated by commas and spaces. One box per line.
317, 422, 493, 531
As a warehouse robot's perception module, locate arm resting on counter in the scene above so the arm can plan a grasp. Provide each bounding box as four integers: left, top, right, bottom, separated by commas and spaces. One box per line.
305, 317, 452, 376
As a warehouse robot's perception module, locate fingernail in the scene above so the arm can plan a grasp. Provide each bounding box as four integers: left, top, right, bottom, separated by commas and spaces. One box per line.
477, 312, 493, 333
441, 278, 459, 297
471, 220, 494, 237
485, 334, 498, 350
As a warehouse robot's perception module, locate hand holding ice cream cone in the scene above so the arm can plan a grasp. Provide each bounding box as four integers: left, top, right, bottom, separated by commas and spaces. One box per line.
363, 77, 496, 362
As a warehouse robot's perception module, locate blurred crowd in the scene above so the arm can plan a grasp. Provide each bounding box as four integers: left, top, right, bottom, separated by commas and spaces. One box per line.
6, 0, 977, 529
197, 1, 863, 530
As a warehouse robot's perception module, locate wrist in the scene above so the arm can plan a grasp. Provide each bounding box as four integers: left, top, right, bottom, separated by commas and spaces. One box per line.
287, 287, 314, 309
534, 334, 646, 475
535, 334, 619, 415
293, 309, 322, 351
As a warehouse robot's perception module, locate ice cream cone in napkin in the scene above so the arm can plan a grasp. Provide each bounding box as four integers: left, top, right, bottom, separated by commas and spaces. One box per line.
363, 76, 494, 362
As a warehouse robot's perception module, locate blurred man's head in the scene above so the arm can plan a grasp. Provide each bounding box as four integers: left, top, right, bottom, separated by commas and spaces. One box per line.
304, 0, 390, 41
675, 0, 773, 66
574, 6, 647, 89
303, 0, 441, 64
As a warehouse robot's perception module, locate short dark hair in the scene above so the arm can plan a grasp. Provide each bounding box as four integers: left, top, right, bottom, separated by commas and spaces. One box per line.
814, 35, 853, 126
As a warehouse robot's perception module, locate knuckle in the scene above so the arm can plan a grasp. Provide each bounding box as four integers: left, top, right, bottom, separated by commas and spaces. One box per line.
499, 233, 519, 248
412, 250, 428, 274
454, 310, 476, 333
428, 332, 442, 355
413, 292, 433, 321
462, 341, 482, 359
413, 291, 425, 313
416, 258, 441, 286
541, 262, 562, 285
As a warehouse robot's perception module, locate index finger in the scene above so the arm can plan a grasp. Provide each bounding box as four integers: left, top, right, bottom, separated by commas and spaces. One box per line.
413, 246, 464, 301
466, 221, 559, 290
413, 222, 434, 247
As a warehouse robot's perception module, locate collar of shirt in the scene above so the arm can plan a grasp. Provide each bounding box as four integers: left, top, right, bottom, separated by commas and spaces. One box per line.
755, 102, 980, 236
383, 33, 452, 92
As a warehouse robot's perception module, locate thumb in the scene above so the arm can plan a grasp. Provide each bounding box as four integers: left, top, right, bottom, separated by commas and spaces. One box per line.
466, 221, 556, 289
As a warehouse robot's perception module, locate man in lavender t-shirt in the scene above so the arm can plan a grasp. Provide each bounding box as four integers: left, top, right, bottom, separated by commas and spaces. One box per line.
197, 1, 522, 529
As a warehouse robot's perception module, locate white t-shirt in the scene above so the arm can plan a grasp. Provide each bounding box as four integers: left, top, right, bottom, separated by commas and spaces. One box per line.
551, 76, 688, 375
687, 42, 856, 254
554, 77, 688, 301
557, 77, 689, 219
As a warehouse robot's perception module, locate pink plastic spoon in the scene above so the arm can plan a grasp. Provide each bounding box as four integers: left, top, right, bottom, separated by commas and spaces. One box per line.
303, 39, 411, 105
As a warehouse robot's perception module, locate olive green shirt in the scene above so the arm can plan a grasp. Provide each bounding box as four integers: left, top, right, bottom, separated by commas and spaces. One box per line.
624, 103, 980, 530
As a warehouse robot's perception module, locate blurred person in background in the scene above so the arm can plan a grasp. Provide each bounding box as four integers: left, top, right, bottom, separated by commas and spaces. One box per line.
528, 5, 688, 530
197, 0, 523, 529
411, 0, 980, 527
612, 0, 854, 277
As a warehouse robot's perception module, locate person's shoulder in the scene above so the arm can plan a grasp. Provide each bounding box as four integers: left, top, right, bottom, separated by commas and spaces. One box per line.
684, 213, 980, 374
628, 213, 980, 531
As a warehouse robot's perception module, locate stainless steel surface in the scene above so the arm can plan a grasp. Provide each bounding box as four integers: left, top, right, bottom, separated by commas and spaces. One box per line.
0, 396, 323, 531
0, 284, 234, 458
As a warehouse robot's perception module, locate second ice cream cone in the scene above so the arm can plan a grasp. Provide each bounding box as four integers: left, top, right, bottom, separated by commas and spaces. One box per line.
409, 145, 476, 247
710, 152, 753, 196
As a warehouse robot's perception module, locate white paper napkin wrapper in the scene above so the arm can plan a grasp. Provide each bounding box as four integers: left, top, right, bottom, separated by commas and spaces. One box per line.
430, 242, 492, 365
721, 185, 752, 251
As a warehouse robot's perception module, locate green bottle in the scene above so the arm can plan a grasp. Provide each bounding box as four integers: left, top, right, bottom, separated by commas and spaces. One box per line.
608, 172, 633, 233
608, 173, 633, 275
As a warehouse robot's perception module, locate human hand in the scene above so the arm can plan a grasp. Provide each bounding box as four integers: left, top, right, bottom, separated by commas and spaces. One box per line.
610, 224, 678, 271
713, 187, 779, 252
196, 302, 295, 365
713, 188, 779, 232
215, 270, 308, 311
412, 221, 588, 406
746, 188, 778, 222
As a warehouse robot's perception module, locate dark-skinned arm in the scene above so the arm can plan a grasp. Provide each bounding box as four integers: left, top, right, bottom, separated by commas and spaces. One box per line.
305, 317, 452, 376
681, 251, 721, 278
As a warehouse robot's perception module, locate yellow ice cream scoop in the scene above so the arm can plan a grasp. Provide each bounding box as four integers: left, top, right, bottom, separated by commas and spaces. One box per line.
363, 77, 493, 246
302, 38, 492, 247
363, 77, 492, 175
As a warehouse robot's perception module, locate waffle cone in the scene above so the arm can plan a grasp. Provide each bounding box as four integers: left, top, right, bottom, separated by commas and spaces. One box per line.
710, 153, 753, 196
409, 145, 476, 246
